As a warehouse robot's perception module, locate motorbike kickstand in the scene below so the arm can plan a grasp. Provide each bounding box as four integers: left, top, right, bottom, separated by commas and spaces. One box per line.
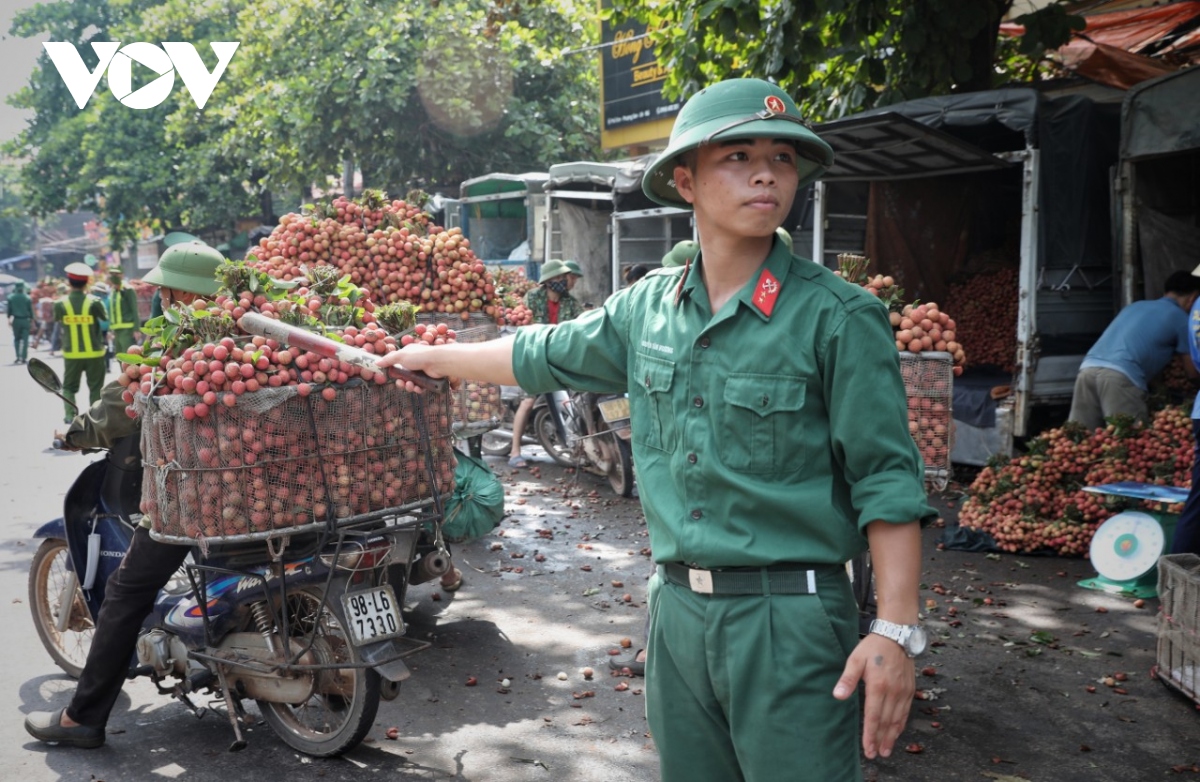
174, 690, 208, 720
212, 664, 249, 752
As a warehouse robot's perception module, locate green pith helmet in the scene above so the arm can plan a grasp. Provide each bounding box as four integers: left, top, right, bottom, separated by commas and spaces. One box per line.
13, 281, 26, 293
562, 259, 583, 277
142, 241, 223, 297
642, 78, 835, 209
539, 258, 579, 283
662, 240, 699, 268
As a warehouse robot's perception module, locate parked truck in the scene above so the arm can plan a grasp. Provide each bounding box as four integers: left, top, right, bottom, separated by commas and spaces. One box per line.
810, 87, 1123, 463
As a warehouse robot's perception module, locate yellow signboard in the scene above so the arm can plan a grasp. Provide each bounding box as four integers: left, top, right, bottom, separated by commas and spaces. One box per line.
599, 1, 681, 150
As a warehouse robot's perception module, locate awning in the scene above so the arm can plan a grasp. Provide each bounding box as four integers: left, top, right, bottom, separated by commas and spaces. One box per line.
814, 113, 1013, 181
0, 248, 76, 268
546, 156, 656, 194
1120, 66, 1200, 160
459, 172, 548, 201
1002, 1, 1200, 73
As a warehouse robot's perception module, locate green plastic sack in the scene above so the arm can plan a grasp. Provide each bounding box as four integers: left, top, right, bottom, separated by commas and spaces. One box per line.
441, 449, 505, 543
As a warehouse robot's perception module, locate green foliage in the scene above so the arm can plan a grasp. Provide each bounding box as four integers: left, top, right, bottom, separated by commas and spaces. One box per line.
6, 0, 601, 247
608, 0, 1080, 122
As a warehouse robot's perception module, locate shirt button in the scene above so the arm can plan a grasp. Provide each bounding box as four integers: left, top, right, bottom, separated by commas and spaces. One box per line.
699, 336, 711, 349
691, 509, 703, 520
693, 396, 704, 408
687, 453, 697, 464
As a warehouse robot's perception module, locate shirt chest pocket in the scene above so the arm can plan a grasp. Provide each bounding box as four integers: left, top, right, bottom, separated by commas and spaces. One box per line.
719, 373, 806, 474
632, 353, 678, 453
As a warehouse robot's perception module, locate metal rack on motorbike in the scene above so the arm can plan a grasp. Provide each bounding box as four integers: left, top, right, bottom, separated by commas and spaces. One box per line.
137, 376, 457, 752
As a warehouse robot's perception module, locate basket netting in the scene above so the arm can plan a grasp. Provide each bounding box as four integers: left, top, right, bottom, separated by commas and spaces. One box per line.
900, 352, 953, 490
137, 380, 455, 543
1158, 554, 1200, 705
417, 312, 504, 434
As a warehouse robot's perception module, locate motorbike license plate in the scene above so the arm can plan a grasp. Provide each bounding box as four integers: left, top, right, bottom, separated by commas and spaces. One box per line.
341, 586, 404, 646
597, 396, 630, 423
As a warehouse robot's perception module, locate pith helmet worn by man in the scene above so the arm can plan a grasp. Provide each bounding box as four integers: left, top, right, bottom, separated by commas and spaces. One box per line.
142, 241, 223, 297
562, 259, 584, 277
90, 282, 110, 296
663, 240, 699, 268
64, 262, 93, 283
539, 258, 580, 283
642, 78, 835, 209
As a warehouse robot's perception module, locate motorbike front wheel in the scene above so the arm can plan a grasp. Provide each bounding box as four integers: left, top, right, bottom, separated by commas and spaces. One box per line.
607, 435, 635, 498
257, 587, 381, 757
28, 538, 94, 678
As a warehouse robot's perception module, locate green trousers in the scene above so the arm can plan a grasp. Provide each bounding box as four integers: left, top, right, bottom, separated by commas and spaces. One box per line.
11, 318, 30, 362
62, 356, 106, 422
111, 328, 137, 357
646, 567, 862, 782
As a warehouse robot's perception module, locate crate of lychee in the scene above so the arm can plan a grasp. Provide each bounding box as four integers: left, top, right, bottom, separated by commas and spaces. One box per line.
899, 351, 953, 489
415, 312, 504, 438
121, 262, 456, 545
1156, 553, 1200, 707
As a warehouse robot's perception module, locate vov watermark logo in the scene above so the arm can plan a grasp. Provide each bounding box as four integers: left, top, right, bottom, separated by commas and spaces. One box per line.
43, 42, 240, 110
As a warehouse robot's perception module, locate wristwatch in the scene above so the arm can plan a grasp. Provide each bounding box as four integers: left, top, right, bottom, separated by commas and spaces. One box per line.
868, 619, 929, 658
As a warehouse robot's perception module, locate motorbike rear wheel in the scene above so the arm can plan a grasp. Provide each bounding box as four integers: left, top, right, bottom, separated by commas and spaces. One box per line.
257, 587, 381, 757
28, 538, 94, 678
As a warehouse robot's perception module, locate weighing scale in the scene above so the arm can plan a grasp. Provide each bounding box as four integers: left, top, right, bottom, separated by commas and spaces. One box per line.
1077, 482, 1183, 599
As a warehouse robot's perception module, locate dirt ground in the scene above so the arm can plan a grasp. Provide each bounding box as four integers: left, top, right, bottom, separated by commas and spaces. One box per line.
409, 455, 1200, 782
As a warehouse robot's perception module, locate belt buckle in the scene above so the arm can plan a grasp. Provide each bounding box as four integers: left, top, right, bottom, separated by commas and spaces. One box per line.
687, 567, 714, 594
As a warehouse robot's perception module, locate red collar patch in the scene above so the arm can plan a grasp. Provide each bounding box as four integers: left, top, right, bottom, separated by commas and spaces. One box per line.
752, 268, 781, 317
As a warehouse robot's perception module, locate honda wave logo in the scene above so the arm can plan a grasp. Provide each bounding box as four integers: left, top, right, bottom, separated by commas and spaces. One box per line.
43, 41, 239, 110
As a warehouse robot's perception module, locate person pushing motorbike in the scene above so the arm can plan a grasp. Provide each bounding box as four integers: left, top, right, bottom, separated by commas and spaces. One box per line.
25, 242, 225, 749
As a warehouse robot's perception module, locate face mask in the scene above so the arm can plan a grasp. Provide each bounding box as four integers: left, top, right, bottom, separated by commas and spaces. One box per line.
545, 278, 570, 295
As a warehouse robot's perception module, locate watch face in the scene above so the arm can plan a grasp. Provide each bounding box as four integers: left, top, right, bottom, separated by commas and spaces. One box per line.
906, 626, 929, 657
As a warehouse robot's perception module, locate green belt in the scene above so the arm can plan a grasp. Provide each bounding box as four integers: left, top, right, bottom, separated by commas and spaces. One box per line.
659, 562, 838, 596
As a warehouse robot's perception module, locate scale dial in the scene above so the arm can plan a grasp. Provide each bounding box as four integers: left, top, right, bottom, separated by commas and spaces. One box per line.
1089, 511, 1165, 582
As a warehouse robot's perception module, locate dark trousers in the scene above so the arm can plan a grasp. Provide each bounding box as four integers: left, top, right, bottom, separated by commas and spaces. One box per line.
66, 527, 189, 728
11, 318, 30, 361
1173, 420, 1200, 556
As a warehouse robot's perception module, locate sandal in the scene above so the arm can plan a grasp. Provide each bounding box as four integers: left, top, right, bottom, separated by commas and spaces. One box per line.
440, 567, 464, 593
507, 455, 528, 468
608, 648, 646, 677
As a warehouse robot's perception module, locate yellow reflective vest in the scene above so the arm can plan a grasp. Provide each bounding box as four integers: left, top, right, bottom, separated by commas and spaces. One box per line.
59, 293, 107, 359
109, 286, 138, 330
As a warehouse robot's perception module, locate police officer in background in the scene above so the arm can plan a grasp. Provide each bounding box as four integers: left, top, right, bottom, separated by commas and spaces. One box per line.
382, 78, 932, 781
106, 268, 141, 355
54, 263, 108, 423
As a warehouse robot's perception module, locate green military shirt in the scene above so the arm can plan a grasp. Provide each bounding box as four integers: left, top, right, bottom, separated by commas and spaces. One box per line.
7, 291, 33, 321
54, 291, 108, 357
525, 286, 583, 325
65, 380, 139, 451
513, 239, 935, 568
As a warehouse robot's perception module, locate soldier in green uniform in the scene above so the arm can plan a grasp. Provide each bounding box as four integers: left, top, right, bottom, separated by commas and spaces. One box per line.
55, 263, 109, 423
105, 269, 141, 355
7, 281, 34, 363
383, 79, 933, 782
